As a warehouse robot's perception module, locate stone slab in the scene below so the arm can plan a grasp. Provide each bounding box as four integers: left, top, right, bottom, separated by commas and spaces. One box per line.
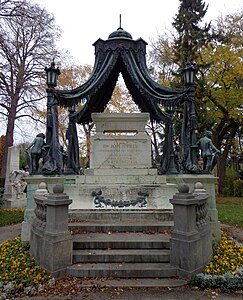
77, 277, 187, 288
91, 112, 150, 133
90, 112, 152, 169
90, 135, 152, 169
85, 168, 158, 176
66, 183, 176, 210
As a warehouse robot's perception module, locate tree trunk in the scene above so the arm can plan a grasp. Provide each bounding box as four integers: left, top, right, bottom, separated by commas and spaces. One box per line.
0, 106, 16, 178
217, 150, 227, 194
82, 122, 94, 168
151, 120, 160, 168
214, 121, 239, 194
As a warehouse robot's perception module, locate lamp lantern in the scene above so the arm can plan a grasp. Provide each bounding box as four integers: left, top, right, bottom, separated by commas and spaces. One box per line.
45, 61, 60, 88
182, 60, 196, 86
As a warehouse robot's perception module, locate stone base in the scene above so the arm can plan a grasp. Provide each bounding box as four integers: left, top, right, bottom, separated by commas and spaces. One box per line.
22, 173, 220, 241
21, 209, 35, 241
2, 194, 27, 208
63, 170, 175, 210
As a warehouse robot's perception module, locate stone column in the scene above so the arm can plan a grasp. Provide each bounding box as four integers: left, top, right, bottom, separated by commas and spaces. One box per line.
41, 184, 72, 278
170, 184, 212, 279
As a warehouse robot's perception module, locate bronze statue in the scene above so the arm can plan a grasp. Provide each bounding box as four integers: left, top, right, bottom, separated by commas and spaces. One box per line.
25, 133, 46, 174
197, 131, 220, 173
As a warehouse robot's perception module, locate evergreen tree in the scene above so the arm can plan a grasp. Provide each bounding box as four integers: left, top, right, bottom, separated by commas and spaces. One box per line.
172, 0, 211, 65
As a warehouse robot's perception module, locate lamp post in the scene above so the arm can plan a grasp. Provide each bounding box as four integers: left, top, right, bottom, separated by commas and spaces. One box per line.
42, 61, 63, 175
45, 61, 60, 146
166, 104, 178, 174
182, 60, 200, 172
182, 60, 196, 87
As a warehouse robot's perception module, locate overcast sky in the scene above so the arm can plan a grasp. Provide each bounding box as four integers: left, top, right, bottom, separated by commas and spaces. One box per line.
1, 0, 242, 142
36, 0, 242, 66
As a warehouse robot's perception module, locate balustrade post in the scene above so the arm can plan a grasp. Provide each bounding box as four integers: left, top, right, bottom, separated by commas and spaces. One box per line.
42, 184, 72, 277
30, 183, 73, 278
170, 184, 212, 279
30, 182, 48, 263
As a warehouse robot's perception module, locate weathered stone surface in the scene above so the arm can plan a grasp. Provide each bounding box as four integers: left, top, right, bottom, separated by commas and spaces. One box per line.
90, 113, 151, 169
30, 184, 73, 277
3, 146, 27, 208
21, 176, 65, 241
170, 186, 212, 279
92, 112, 150, 133
167, 174, 221, 242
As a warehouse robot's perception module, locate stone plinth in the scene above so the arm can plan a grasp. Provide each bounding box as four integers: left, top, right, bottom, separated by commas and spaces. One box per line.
62, 173, 175, 210
90, 113, 151, 169
92, 112, 150, 134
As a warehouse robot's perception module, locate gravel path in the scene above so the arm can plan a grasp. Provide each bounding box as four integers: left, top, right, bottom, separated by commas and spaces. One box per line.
0, 222, 22, 244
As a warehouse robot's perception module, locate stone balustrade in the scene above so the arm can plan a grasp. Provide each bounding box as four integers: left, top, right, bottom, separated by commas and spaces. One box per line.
169, 183, 212, 279
30, 183, 72, 277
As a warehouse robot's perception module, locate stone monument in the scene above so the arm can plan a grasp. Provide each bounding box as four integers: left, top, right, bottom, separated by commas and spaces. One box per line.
3, 146, 27, 208
63, 112, 177, 210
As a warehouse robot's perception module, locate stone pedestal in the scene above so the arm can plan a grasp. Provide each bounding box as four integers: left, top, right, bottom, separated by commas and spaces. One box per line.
167, 175, 221, 242
30, 184, 72, 278
21, 175, 65, 241
170, 185, 212, 279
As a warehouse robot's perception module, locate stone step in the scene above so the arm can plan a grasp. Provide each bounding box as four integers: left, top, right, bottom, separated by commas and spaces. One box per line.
69, 209, 174, 222
69, 221, 173, 233
78, 277, 187, 288
67, 262, 177, 278
72, 232, 171, 250
73, 249, 170, 263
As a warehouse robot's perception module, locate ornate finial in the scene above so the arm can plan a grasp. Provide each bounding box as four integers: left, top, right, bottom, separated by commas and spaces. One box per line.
119, 14, 123, 29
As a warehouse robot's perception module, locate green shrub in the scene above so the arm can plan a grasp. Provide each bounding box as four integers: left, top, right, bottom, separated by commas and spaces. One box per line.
222, 167, 239, 196
191, 268, 243, 291
0, 208, 24, 226
233, 179, 243, 197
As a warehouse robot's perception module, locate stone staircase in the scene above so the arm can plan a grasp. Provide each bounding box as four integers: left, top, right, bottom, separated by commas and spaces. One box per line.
66, 210, 181, 281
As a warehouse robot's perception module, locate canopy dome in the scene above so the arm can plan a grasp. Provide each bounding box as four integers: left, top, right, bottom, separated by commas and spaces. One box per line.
55, 26, 187, 125
108, 27, 133, 40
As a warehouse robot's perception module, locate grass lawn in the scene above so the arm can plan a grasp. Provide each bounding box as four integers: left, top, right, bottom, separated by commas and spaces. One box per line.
0, 208, 24, 227
216, 197, 243, 229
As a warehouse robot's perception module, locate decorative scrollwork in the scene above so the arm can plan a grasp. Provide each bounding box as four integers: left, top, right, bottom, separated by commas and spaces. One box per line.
92, 190, 148, 208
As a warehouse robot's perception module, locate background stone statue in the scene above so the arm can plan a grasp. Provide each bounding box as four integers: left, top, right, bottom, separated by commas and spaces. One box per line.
10, 170, 29, 198
197, 131, 220, 173
25, 133, 46, 174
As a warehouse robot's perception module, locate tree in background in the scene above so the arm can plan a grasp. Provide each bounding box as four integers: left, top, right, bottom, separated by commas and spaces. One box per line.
0, 0, 24, 18
149, 2, 242, 192
0, 1, 60, 177
172, 0, 211, 66
199, 12, 243, 192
